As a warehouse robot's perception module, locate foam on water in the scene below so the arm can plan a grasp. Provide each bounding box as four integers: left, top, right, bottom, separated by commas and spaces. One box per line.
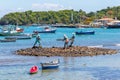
115, 43, 120, 46
88, 45, 103, 48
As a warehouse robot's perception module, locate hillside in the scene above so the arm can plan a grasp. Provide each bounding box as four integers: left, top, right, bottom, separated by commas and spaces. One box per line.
0, 6, 120, 26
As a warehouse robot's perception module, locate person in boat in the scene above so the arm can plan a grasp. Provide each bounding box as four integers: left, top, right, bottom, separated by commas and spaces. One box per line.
63, 34, 69, 49
69, 33, 75, 47
33, 33, 41, 48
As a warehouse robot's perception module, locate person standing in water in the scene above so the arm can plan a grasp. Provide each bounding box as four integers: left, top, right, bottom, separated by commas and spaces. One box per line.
69, 33, 75, 47
63, 34, 69, 49
33, 33, 41, 48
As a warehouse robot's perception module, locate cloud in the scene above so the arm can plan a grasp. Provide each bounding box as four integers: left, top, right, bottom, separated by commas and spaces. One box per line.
32, 3, 71, 11
17, 8, 23, 11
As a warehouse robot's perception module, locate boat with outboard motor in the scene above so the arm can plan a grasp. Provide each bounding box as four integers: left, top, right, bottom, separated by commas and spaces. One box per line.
41, 59, 59, 69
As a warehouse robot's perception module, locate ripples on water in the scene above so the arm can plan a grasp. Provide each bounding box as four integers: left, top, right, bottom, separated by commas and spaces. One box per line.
1, 27, 120, 80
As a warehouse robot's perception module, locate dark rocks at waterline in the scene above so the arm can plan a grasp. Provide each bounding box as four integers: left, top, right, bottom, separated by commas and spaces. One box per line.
16, 46, 118, 57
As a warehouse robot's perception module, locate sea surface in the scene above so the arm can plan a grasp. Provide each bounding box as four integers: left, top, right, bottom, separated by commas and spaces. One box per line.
1, 26, 120, 80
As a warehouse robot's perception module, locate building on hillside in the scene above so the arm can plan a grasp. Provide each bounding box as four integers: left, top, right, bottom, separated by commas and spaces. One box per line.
90, 18, 114, 28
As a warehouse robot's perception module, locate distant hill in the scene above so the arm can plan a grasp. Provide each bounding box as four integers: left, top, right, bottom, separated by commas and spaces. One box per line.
0, 6, 120, 26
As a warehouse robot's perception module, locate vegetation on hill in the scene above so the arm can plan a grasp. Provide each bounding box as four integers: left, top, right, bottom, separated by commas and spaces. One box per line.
0, 6, 120, 25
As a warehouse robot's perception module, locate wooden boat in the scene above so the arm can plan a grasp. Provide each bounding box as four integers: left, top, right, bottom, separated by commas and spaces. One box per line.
0, 38, 16, 42
41, 59, 59, 69
5, 35, 32, 40
29, 65, 38, 74
75, 31, 95, 35
33, 27, 56, 33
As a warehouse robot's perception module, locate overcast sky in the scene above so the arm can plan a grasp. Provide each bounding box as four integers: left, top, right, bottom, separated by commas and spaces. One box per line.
0, 0, 120, 17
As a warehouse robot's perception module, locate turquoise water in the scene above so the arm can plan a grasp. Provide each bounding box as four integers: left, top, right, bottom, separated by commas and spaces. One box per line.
1, 26, 120, 80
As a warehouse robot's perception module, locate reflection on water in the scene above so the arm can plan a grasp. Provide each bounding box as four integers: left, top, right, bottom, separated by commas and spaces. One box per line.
1, 55, 120, 80
41, 69, 59, 76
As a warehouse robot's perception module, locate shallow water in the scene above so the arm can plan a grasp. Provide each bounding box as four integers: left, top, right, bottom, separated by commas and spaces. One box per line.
1, 27, 120, 80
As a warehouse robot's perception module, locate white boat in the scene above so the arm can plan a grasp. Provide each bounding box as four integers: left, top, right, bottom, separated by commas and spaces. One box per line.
33, 27, 56, 33
0, 30, 20, 36
41, 59, 59, 69
0, 25, 23, 36
16, 27, 24, 32
107, 20, 120, 28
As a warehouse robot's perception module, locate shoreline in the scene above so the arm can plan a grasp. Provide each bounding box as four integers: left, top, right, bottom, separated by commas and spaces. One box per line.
16, 46, 118, 57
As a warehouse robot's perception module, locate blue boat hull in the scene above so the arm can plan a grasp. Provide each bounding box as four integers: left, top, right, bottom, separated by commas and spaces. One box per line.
107, 25, 120, 29
5, 35, 32, 40
75, 31, 95, 35
0, 39, 16, 42
42, 65, 59, 69
41, 61, 59, 69
34, 29, 56, 33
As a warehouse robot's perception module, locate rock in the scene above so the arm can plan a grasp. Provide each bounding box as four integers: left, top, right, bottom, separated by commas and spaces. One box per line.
16, 46, 118, 57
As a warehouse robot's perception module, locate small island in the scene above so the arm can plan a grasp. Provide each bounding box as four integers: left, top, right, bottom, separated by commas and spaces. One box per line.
16, 46, 117, 57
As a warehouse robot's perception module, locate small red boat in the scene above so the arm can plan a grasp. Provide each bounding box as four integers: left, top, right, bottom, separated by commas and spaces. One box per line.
29, 65, 38, 74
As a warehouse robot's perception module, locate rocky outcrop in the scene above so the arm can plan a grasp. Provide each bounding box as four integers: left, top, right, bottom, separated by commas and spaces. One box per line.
16, 46, 118, 57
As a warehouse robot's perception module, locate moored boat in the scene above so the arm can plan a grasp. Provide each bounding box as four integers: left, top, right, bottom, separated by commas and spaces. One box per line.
33, 27, 56, 33
0, 25, 23, 36
75, 31, 95, 35
5, 35, 32, 40
16, 27, 24, 32
107, 20, 120, 28
51, 25, 77, 28
34, 29, 56, 33
0, 30, 21, 36
0, 38, 16, 42
29, 65, 38, 74
41, 59, 59, 69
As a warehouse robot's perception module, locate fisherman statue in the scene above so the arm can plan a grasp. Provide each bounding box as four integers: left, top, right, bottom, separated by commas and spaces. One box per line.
63, 34, 69, 49
33, 33, 41, 48
69, 33, 75, 47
